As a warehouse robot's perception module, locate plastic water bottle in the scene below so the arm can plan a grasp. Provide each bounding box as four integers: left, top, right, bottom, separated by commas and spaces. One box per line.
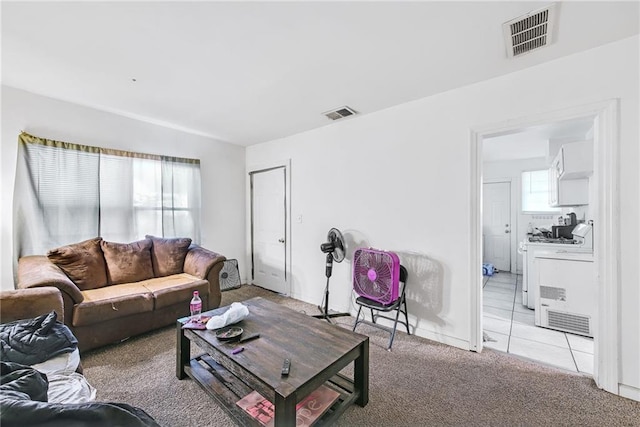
190, 291, 202, 321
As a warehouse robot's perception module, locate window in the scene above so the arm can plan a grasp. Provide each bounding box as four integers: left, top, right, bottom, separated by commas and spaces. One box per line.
521, 169, 560, 213
14, 132, 201, 260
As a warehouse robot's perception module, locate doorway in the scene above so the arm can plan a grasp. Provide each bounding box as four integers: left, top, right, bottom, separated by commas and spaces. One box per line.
482, 127, 595, 374
470, 100, 620, 395
248, 162, 291, 295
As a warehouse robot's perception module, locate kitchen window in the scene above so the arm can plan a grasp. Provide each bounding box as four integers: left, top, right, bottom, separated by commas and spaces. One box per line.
521, 169, 561, 213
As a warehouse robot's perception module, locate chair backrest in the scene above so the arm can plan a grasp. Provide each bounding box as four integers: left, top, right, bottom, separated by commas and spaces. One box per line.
399, 265, 408, 284
397, 265, 409, 301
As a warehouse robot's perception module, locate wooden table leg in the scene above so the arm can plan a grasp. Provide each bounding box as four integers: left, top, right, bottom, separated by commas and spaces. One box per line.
176, 320, 190, 379
354, 339, 369, 407
274, 390, 296, 427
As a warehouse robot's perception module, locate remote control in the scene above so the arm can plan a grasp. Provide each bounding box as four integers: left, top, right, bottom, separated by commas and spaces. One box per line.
281, 358, 291, 376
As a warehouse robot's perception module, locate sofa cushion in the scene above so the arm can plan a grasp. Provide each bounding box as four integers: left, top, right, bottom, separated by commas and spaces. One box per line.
145, 236, 192, 277
47, 237, 109, 290
100, 239, 154, 285
140, 273, 208, 310
73, 283, 154, 326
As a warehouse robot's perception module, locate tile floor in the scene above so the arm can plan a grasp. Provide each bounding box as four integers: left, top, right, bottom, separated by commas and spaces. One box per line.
482, 271, 594, 375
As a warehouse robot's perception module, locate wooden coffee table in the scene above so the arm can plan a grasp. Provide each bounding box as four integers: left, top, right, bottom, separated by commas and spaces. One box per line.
176, 296, 369, 427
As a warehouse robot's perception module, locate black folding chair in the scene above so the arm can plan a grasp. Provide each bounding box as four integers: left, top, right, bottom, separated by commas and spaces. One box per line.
352, 265, 409, 350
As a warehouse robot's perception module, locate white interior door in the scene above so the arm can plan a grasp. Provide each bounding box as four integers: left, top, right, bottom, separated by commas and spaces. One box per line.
251, 167, 287, 294
483, 181, 511, 272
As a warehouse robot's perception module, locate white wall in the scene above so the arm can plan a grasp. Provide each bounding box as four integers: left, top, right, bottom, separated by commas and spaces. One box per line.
1, 86, 246, 290
246, 36, 639, 393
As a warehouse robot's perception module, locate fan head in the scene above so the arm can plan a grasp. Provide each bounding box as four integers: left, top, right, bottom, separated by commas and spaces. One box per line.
353, 248, 400, 304
320, 228, 345, 263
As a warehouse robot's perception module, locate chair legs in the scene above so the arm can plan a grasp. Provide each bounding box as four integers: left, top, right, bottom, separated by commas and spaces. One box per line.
380, 295, 409, 350
401, 298, 410, 335
386, 301, 402, 350
352, 305, 364, 332
353, 295, 410, 351
352, 264, 410, 351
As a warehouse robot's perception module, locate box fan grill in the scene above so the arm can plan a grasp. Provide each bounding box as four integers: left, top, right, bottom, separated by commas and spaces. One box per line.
353, 248, 401, 305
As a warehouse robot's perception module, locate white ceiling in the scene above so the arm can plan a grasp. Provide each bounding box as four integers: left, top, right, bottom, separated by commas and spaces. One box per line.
2, 1, 638, 146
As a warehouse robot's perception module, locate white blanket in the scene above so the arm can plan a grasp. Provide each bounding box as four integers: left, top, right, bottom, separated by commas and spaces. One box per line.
31, 348, 97, 404
46, 372, 97, 403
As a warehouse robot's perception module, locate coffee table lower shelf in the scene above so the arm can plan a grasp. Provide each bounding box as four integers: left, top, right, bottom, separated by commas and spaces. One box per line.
185, 354, 359, 426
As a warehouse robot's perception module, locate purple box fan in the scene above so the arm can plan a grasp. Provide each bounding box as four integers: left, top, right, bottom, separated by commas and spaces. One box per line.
353, 248, 401, 305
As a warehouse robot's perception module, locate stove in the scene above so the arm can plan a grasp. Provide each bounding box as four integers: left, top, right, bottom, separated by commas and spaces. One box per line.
528, 237, 577, 244
519, 224, 594, 309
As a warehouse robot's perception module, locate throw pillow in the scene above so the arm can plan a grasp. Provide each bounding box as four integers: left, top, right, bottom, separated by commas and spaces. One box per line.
100, 239, 155, 285
47, 237, 109, 290
145, 235, 192, 277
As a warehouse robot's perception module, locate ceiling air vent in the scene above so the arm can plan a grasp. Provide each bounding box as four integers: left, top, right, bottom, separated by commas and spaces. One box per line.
503, 3, 557, 58
323, 106, 357, 121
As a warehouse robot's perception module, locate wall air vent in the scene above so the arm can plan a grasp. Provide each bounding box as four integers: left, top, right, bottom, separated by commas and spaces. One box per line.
547, 310, 591, 336
323, 106, 357, 121
503, 3, 557, 58
540, 285, 566, 301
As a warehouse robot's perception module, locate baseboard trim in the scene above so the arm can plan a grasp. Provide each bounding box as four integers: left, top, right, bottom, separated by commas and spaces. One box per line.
293, 292, 473, 351
619, 384, 640, 402
348, 309, 471, 351
412, 326, 471, 351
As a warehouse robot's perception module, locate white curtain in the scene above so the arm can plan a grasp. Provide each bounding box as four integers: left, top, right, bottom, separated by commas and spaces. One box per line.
13, 132, 202, 277
14, 138, 101, 255
100, 152, 136, 242
161, 158, 201, 239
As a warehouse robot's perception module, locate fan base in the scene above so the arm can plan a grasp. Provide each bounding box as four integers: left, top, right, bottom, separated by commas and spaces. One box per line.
313, 306, 350, 323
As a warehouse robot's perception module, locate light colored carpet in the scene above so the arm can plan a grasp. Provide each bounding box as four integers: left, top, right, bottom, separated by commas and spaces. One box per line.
82, 285, 640, 426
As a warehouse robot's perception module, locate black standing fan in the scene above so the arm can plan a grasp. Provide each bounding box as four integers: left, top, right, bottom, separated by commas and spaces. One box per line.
219, 259, 241, 291
313, 228, 350, 322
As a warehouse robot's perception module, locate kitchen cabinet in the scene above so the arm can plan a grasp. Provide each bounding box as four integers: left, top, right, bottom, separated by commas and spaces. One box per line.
548, 168, 589, 206
549, 141, 591, 207
556, 141, 593, 180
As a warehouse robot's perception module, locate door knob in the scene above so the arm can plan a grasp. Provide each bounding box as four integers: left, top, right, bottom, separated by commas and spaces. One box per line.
278, 238, 285, 243
505, 230, 510, 233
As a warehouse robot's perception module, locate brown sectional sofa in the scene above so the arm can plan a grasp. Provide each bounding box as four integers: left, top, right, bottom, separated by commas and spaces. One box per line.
17, 236, 226, 352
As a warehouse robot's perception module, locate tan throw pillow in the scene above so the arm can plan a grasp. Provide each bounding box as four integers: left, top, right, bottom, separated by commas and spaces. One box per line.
145, 235, 192, 277
100, 239, 155, 285
47, 237, 109, 290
